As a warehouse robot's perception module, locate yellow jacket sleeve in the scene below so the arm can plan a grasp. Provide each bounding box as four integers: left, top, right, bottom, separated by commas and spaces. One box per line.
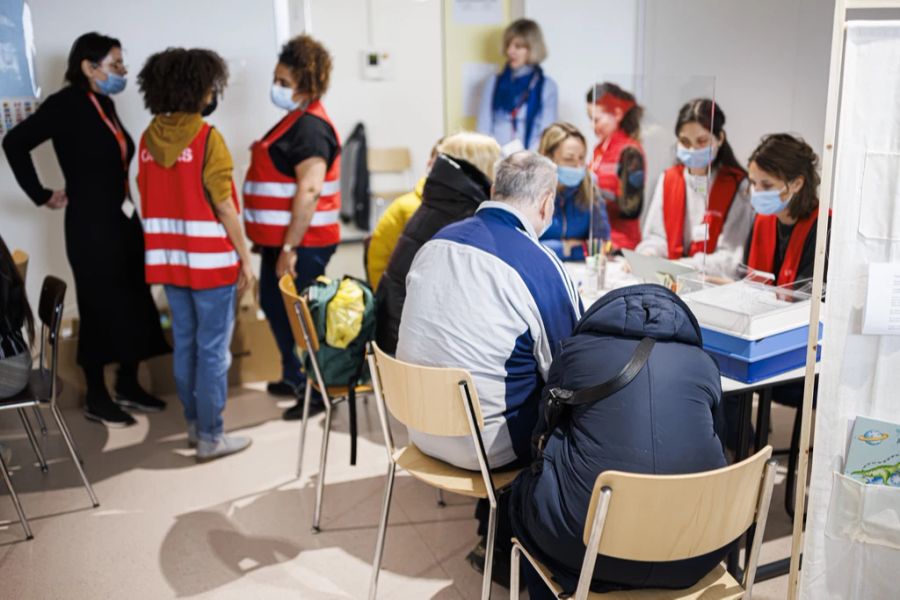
202, 127, 235, 204
367, 179, 425, 288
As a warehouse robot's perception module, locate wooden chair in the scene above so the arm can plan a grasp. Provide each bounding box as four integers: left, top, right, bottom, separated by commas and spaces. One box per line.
366, 343, 522, 600
510, 446, 778, 600
0, 276, 100, 540
278, 274, 372, 533
367, 147, 413, 207
12, 249, 28, 281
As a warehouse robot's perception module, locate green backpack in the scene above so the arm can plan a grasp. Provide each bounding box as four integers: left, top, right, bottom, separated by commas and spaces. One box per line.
301, 275, 376, 465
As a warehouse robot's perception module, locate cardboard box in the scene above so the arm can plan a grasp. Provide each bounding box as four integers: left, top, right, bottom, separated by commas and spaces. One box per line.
55, 310, 281, 408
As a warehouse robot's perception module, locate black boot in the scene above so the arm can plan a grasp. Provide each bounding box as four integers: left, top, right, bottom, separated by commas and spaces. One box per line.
114, 363, 166, 413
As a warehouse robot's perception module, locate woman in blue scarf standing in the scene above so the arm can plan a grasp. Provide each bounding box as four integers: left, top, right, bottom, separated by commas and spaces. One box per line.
476, 19, 557, 152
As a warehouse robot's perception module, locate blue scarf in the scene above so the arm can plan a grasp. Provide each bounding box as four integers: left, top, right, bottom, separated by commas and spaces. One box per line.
491, 64, 544, 148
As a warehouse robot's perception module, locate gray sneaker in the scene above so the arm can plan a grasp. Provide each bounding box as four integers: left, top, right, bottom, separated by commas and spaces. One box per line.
196, 435, 252, 463
187, 423, 198, 449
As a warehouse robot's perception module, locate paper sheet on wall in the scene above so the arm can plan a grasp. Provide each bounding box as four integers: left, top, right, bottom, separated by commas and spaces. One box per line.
862, 262, 900, 335
461, 61, 497, 118
453, 0, 503, 25
0, 0, 39, 137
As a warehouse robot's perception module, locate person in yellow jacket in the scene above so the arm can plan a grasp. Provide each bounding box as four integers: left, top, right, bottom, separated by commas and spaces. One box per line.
366, 140, 441, 289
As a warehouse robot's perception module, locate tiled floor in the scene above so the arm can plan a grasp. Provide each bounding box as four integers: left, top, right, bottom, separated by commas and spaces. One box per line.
0, 386, 798, 599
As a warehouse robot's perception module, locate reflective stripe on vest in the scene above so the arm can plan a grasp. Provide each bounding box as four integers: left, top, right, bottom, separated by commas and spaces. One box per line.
662, 164, 744, 259
243, 100, 342, 248
138, 122, 240, 290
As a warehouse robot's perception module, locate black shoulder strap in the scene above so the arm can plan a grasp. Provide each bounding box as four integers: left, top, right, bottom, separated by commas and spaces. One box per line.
535, 337, 655, 458
549, 336, 655, 408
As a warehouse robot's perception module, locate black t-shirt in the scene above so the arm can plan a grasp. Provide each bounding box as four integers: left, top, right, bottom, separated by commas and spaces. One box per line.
266, 112, 339, 178
743, 216, 829, 285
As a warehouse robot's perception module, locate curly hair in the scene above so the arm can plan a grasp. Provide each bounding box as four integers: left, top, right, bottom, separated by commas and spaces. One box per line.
137, 48, 228, 115
278, 35, 332, 100
749, 133, 821, 220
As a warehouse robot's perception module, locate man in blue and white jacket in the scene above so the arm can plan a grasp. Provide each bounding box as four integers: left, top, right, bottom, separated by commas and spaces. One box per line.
397, 151, 582, 471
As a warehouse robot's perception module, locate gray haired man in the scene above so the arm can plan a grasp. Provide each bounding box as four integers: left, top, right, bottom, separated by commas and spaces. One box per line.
396, 151, 582, 584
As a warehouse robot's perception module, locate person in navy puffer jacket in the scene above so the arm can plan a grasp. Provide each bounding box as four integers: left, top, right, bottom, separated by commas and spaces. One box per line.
509, 284, 731, 597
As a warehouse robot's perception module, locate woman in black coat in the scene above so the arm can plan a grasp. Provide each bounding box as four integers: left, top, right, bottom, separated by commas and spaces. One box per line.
3, 32, 169, 427
374, 132, 500, 354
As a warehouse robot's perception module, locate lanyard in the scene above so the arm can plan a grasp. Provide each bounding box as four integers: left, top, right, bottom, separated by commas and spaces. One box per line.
508, 71, 540, 133
87, 92, 130, 197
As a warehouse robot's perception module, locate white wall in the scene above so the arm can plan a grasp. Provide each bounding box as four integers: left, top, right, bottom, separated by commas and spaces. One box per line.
525, 0, 639, 142
641, 0, 834, 188
0, 0, 444, 316
303, 0, 444, 185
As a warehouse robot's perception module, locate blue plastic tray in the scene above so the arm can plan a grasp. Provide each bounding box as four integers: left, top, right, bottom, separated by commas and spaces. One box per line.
701, 323, 823, 361
707, 344, 821, 384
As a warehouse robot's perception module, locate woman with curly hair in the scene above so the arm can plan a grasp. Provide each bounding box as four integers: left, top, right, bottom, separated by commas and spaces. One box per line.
242, 34, 342, 420
2, 32, 169, 428
136, 47, 255, 462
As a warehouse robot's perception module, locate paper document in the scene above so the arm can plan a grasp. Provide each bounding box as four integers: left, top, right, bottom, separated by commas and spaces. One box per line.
862, 262, 900, 335
453, 0, 503, 25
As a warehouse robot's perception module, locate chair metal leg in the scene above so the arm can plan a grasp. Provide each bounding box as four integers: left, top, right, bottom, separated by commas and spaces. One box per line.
50, 404, 99, 507
32, 405, 48, 436
0, 452, 32, 539
481, 503, 498, 600
311, 405, 333, 533
436, 489, 446, 507
368, 462, 396, 600
510, 544, 521, 598
50, 404, 83, 465
296, 383, 313, 479
18, 408, 48, 472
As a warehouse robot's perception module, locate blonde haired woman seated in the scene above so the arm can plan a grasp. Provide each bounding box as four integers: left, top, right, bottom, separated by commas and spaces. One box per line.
374, 132, 501, 354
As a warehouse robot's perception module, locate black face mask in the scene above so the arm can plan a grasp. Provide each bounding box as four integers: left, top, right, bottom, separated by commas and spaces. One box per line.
201, 95, 217, 117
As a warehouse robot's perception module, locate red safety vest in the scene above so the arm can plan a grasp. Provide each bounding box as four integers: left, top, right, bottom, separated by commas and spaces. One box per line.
243, 101, 342, 247
747, 208, 819, 286
138, 123, 240, 290
591, 129, 643, 250
662, 164, 745, 259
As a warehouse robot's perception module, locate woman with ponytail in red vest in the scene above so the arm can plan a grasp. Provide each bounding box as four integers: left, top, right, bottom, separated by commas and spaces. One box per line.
243, 35, 341, 421
137, 49, 255, 463
637, 99, 752, 277
586, 82, 645, 250
743, 134, 827, 288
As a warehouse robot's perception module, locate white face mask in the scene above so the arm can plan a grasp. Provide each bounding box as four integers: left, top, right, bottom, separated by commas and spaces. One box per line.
537, 194, 554, 237
270, 83, 300, 111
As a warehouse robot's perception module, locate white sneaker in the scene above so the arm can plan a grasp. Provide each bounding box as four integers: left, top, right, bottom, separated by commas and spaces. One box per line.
196, 435, 252, 463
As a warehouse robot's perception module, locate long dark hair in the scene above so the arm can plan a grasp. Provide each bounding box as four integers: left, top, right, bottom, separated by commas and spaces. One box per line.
749, 134, 821, 220
64, 32, 121, 90
586, 82, 643, 139
0, 235, 35, 345
675, 98, 744, 173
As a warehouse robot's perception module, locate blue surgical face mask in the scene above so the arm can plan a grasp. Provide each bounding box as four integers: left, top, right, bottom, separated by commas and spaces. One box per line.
750, 188, 791, 215
270, 83, 300, 111
557, 165, 585, 188
676, 143, 716, 169
95, 71, 126, 96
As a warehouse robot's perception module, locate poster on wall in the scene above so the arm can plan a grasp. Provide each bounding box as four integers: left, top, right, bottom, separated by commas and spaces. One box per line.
0, 0, 38, 137
453, 0, 504, 26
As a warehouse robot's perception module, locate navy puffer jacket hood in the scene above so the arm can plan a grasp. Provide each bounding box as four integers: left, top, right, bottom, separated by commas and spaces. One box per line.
509, 284, 730, 594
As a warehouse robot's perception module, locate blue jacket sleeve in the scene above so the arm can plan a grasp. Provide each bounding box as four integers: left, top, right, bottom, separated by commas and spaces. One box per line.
476, 74, 497, 136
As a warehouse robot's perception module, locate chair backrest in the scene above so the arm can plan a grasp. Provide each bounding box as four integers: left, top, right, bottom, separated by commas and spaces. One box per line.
367, 147, 412, 174
585, 446, 774, 561
371, 343, 484, 437
38, 276, 66, 337
278, 274, 320, 353
12, 249, 28, 281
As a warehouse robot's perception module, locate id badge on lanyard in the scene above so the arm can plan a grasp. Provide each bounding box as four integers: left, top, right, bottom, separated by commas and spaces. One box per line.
88, 92, 134, 217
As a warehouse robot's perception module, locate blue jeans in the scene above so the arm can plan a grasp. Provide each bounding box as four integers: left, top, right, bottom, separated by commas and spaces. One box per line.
258, 245, 337, 386
164, 284, 236, 442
